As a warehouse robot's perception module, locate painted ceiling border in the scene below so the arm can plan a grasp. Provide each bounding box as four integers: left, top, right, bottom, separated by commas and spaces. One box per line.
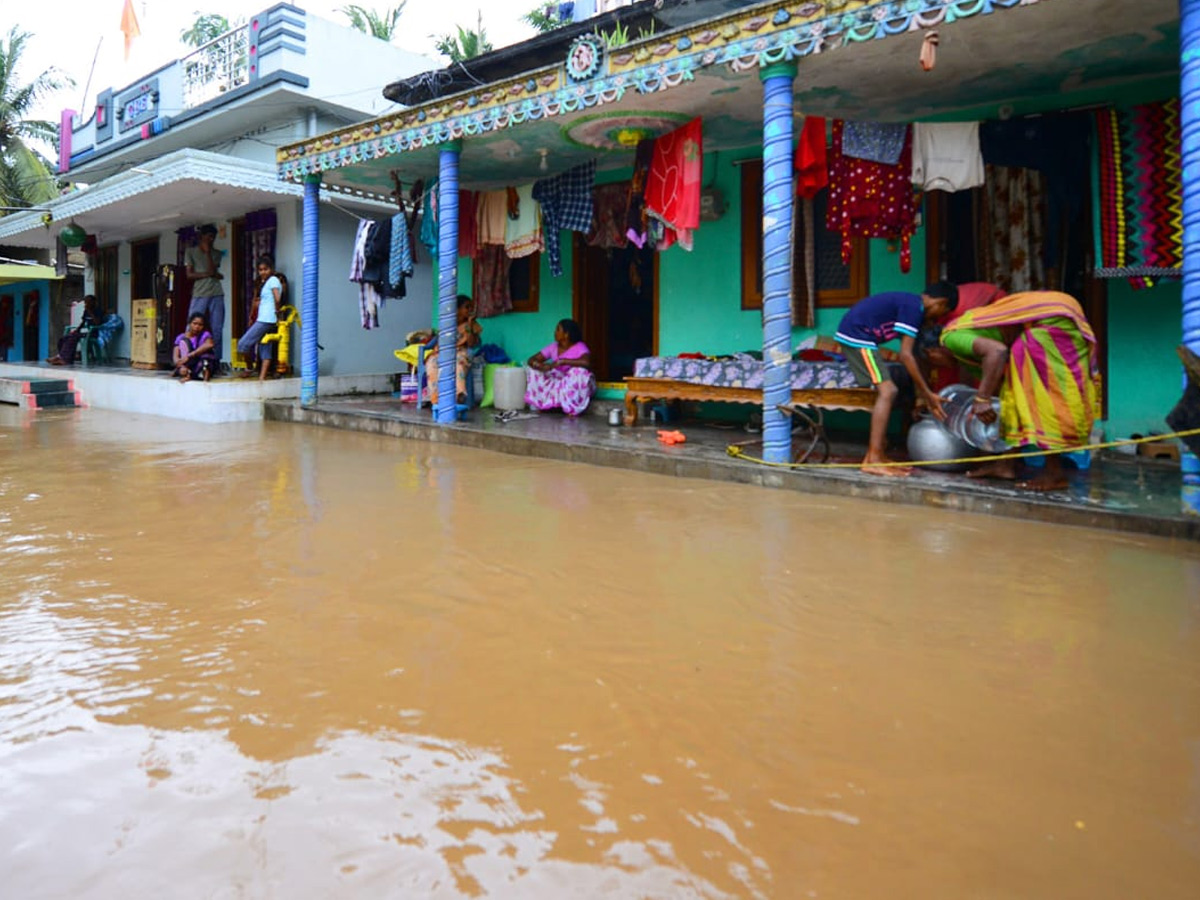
277, 0, 1049, 182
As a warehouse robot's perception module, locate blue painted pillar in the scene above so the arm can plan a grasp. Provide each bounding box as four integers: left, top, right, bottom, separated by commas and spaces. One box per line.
760, 63, 797, 464
436, 141, 462, 424
1181, 0, 1200, 514
301, 174, 321, 407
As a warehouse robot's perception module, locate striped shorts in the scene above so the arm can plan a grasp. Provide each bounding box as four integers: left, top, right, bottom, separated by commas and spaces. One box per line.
840, 344, 890, 387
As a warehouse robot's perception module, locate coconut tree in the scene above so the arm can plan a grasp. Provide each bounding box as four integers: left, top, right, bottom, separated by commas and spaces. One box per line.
340, 4, 407, 41
0, 27, 69, 208
434, 12, 493, 63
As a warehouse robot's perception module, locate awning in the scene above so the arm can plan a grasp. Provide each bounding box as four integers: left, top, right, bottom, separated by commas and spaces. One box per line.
0, 264, 62, 287
0, 148, 393, 251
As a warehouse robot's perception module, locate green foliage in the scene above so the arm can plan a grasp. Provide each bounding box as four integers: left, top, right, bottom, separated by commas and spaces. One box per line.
0, 26, 70, 207
434, 11, 494, 63
598, 21, 629, 49
521, 5, 567, 34
339, 3, 407, 41
180, 13, 232, 48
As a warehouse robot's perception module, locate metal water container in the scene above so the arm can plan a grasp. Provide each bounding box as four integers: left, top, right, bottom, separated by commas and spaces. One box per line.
907, 417, 974, 472
940, 384, 1008, 452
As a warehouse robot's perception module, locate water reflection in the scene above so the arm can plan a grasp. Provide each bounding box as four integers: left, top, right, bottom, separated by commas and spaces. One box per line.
2, 408, 1200, 898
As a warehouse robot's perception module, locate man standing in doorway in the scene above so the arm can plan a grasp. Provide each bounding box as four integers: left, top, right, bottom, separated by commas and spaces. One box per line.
185, 224, 225, 373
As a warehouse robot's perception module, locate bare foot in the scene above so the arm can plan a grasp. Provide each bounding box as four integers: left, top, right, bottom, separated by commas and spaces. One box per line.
861, 454, 912, 477
967, 459, 1018, 480
48, 358, 66, 366
1016, 472, 1069, 492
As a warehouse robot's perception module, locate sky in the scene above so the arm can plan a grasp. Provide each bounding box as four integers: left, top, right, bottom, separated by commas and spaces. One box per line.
17, 0, 541, 129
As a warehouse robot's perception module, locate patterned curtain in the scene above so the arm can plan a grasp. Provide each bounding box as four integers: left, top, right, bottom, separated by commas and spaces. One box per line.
473, 244, 512, 318
980, 164, 1046, 293
791, 197, 816, 328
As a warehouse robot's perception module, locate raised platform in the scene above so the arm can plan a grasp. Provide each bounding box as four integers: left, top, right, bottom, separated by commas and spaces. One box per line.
0, 361, 391, 423
265, 395, 1200, 542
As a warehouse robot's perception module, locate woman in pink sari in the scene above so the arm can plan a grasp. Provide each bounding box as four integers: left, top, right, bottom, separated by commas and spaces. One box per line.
525, 319, 596, 417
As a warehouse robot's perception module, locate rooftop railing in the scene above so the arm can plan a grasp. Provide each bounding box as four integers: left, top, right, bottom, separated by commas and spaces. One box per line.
181, 23, 251, 110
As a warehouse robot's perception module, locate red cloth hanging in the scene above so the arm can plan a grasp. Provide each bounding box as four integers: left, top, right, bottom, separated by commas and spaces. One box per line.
795, 116, 828, 199
645, 117, 704, 251
826, 119, 917, 272
458, 191, 478, 258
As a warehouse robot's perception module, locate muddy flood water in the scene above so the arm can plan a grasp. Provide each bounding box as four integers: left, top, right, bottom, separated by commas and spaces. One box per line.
2, 407, 1199, 899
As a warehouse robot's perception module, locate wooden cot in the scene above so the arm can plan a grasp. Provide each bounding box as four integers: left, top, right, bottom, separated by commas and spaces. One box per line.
622, 376, 878, 463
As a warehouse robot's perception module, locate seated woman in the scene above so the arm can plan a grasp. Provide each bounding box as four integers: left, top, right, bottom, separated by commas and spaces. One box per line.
525, 318, 596, 417
426, 295, 482, 405
172, 313, 217, 382
940, 291, 1100, 492
47, 294, 98, 365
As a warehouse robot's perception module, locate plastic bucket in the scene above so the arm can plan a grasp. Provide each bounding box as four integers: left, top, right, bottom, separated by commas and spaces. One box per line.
493, 366, 528, 411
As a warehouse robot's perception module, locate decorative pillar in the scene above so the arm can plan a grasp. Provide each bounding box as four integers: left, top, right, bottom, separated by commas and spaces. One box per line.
436, 141, 462, 424
760, 63, 797, 464
1181, 0, 1200, 514
300, 174, 321, 407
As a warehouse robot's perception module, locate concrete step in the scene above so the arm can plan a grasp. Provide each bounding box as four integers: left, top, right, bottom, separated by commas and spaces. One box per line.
0, 377, 83, 410
24, 378, 73, 394
28, 390, 81, 409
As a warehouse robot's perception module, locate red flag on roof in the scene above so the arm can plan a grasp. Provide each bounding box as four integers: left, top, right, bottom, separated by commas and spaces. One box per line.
120, 0, 141, 61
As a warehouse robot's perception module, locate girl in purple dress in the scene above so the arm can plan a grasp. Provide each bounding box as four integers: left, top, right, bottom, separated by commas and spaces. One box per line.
525, 319, 596, 417
172, 313, 217, 382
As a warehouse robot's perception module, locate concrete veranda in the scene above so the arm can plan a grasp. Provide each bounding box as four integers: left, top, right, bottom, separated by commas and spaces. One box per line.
265, 395, 1200, 542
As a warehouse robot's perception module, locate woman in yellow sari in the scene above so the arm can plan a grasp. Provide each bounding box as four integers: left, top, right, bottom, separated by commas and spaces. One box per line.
940, 291, 1100, 491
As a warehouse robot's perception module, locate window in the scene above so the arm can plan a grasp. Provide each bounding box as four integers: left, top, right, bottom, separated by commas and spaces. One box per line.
740, 161, 868, 310
475, 252, 541, 313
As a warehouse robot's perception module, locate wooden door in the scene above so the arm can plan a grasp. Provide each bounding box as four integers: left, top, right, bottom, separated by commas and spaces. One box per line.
94, 245, 119, 315
572, 234, 612, 382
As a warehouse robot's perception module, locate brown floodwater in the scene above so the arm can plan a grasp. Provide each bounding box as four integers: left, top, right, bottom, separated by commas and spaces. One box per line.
2, 407, 1199, 899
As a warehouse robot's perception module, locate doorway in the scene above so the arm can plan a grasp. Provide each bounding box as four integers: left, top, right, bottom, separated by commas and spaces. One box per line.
94, 245, 119, 315
131, 238, 159, 300
21, 290, 40, 361
573, 235, 657, 382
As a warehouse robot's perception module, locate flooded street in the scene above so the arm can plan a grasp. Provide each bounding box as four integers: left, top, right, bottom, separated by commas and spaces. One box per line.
2, 407, 1199, 899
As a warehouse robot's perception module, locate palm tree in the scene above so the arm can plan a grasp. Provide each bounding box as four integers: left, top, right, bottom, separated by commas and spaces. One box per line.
0, 27, 70, 208
434, 12, 493, 63
340, 4, 407, 41
180, 13, 231, 48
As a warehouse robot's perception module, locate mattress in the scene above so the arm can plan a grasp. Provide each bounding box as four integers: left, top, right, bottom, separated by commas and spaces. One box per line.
632, 356, 858, 391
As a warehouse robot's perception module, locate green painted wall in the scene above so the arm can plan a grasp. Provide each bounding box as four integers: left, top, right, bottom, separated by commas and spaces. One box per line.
1104, 279, 1182, 438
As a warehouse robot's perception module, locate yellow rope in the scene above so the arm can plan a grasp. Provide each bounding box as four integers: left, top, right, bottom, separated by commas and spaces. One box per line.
725, 427, 1200, 470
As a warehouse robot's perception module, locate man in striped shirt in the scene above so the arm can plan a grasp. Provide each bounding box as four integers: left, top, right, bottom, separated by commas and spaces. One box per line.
836, 282, 958, 476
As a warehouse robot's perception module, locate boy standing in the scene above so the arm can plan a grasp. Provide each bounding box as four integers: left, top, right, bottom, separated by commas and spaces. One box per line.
836, 282, 958, 476
236, 254, 280, 381
185, 224, 225, 370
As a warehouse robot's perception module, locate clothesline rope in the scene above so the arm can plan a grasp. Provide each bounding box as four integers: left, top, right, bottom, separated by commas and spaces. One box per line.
725, 426, 1200, 470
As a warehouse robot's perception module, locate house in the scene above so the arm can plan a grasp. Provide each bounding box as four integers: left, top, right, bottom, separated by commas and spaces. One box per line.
0, 3, 438, 387
273, 0, 1192, 480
